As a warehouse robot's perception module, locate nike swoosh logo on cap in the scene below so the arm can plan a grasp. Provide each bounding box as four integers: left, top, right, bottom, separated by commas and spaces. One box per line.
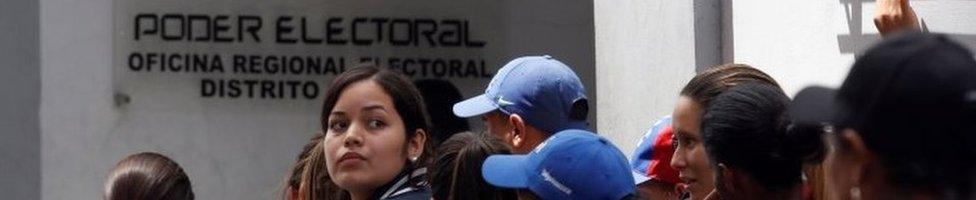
497, 96, 515, 106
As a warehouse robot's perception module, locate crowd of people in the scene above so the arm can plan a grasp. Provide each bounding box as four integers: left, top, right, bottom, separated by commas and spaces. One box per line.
101, 1, 976, 199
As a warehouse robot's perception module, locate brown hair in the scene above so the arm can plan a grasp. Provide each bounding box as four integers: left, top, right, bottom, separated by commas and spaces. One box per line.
281, 133, 332, 200
317, 64, 433, 199
680, 63, 781, 107
429, 132, 517, 200
104, 152, 194, 200
298, 135, 346, 200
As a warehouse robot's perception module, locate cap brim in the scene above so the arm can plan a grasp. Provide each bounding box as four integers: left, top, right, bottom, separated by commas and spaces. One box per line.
453, 94, 498, 118
633, 171, 651, 185
481, 154, 530, 189
791, 86, 841, 125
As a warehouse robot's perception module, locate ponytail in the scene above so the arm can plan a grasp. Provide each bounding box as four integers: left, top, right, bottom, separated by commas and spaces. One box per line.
701, 82, 811, 190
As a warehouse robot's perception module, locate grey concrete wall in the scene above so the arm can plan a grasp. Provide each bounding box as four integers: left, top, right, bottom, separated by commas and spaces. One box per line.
694, 0, 726, 72
594, 0, 701, 155
40, 0, 117, 199
0, 0, 41, 199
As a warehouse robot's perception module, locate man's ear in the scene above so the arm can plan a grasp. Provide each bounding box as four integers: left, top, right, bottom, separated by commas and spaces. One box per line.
509, 114, 526, 148
839, 129, 872, 186
408, 129, 427, 160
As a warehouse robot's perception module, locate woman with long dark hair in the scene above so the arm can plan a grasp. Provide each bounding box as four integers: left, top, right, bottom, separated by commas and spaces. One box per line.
670, 64, 781, 200
318, 65, 433, 200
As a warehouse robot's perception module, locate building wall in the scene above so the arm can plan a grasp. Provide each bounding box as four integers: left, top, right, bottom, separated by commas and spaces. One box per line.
594, 0, 695, 155
733, 0, 976, 97
594, 0, 726, 155
0, 0, 40, 199
40, 0, 117, 199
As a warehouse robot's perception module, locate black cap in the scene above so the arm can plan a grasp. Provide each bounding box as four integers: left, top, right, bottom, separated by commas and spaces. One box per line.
792, 32, 976, 130
791, 32, 976, 191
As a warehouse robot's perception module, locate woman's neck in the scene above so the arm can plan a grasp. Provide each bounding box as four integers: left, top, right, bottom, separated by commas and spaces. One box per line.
348, 166, 421, 200
349, 190, 373, 200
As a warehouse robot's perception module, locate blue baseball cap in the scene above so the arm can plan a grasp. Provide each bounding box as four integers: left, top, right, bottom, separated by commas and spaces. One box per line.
453, 55, 588, 133
481, 130, 636, 200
